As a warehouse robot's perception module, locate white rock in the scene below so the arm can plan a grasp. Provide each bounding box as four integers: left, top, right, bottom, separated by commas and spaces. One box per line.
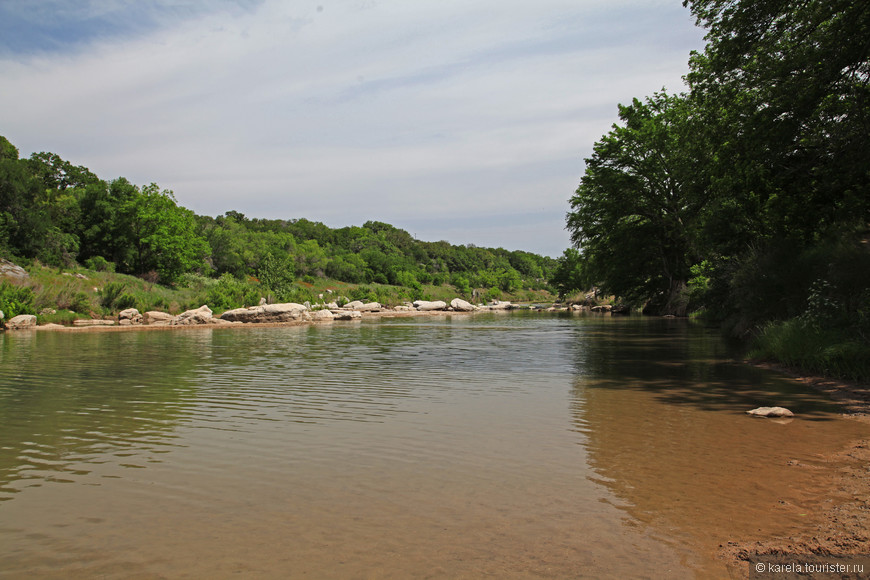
413, 300, 448, 311
331, 310, 362, 320
7, 314, 37, 329
311, 309, 335, 321
119, 308, 140, 320
746, 406, 794, 418
143, 311, 174, 324
450, 298, 476, 312
172, 305, 213, 325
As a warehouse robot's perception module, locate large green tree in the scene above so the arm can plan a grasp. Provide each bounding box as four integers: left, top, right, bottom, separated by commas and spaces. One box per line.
566, 92, 708, 314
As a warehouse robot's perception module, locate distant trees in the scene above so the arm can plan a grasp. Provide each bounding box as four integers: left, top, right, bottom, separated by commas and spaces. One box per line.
0, 134, 556, 296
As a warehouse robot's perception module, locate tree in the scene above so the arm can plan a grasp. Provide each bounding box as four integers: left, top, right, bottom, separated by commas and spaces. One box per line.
566, 92, 708, 314
549, 249, 587, 299
685, 0, 870, 245
126, 184, 210, 284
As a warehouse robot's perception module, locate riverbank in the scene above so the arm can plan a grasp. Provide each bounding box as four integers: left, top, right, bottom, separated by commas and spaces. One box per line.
721, 364, 870, 578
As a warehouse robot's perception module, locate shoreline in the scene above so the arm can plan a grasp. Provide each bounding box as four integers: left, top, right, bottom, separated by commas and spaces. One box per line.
721, 362, 870, 578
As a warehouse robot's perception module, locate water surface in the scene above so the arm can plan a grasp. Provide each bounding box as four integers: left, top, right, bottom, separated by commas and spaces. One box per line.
0, 314, 866, 578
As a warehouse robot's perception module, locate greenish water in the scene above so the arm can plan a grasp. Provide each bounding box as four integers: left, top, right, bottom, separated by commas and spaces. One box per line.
0, 313, 866, 578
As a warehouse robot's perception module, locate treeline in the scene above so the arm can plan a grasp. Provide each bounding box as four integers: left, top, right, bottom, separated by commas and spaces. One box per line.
0, 136, 555, 301
558, 0, 869, 378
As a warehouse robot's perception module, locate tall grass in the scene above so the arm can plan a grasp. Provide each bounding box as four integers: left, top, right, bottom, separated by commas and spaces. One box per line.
749, 318, 870, 382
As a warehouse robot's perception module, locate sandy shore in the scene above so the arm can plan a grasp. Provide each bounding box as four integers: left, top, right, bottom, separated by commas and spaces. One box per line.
721, 364, 870, 577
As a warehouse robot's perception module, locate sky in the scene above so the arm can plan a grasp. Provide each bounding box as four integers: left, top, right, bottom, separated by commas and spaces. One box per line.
0, 0, 707, 257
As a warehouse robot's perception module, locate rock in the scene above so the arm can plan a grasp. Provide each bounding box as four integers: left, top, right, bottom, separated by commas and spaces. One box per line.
0, 310, 4, 321
591, 305, 612, 312
7, 314, 37, 329
331, 310, 362, 321
172, 305, 213, 325
413, 300, 448, 311
0, 259, 28, 280
143, 311, 174, 325
611, 305, 630, 315
343, 300, 365, 310
357, 302, 382, 312
35, 323, 65, 330
220, 303, 308, 323
450, 298, 476, 312
486, 300, 512, 310
746, 406, 794, 418
73, 319, 116, 327
393, 305, 414, 312
326, 302, 339, 309
311, 309, 335, 321
39, 308, 57, 316
119, 308, 140, 320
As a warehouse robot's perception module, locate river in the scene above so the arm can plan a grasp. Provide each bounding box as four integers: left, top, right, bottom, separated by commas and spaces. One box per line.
1, 313, 866, 578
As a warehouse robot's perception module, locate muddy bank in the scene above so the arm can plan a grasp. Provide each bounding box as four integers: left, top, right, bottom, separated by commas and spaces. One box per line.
722, 364, 870, 578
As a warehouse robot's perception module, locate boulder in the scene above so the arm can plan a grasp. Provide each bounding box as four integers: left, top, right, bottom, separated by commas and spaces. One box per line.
35, 323, 66, 330
143, 311, 174, 325
486, 300, 512, 310
331, 310, 362, 321
7, 314, 37, 329
220, 303, 308, 323
343, 300, 365, 310
413, 300, 448, 311
746, 406, 794, 418
0, 259, 28, 280
393, 305, 414, 312
311, 309, 335, 321
357, 302, 382, 312
450, 298, 476, 312
119, 308, 140, 320
73, 319, 116, 327
172, 305, 213, 325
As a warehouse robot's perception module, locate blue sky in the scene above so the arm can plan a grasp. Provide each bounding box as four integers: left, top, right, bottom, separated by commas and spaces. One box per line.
0, 0, 706, 257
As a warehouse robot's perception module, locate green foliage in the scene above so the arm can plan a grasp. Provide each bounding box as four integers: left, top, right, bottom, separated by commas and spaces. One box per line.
70, 291, 93, 314
84, 255, 115, 273
97, 281, 129, 310
549, 248, 587, 299
206, 273, 261, 311
0, 281, 36, 318
749, 318, 870, 382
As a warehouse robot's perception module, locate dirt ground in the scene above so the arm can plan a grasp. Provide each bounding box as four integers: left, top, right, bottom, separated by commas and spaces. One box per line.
721, 364, 870, 578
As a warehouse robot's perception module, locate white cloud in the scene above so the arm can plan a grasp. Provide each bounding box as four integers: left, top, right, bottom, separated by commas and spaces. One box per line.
0, 0, 706, 257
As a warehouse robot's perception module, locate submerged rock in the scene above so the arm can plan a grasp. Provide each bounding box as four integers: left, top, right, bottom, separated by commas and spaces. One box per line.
746, 406, 794, 418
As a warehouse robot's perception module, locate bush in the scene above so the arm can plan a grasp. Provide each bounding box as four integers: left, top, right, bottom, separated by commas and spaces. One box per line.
70, 291, 93, 314
206, 273, 261, 311
749, 318, 870, 382
84, 256, 115, 273
0, 281, 36, 319
98, 281, 128, 310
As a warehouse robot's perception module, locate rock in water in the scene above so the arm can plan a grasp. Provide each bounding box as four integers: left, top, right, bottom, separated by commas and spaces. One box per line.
746, 406, 794, 418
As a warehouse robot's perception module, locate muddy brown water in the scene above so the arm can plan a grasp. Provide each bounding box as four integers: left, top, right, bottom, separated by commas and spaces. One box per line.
1, 313, 866, 578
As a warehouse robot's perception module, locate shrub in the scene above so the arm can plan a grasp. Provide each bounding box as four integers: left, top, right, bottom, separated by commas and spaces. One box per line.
84, 256, 115, 273
98, 281, 128, 310
70, 291, 93, 314
0, 281, 36, 319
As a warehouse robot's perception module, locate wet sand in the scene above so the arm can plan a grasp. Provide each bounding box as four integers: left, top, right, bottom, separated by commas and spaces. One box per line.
722, 364, 870, 578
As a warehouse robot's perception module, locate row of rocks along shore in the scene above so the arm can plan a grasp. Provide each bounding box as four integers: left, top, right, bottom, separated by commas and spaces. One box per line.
1, 298, 605, 331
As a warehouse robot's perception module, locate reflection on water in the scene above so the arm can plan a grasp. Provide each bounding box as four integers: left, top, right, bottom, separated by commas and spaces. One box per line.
0, 315, 866, 578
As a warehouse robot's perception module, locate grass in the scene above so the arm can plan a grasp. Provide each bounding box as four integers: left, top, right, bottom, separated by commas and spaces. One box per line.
6, 262, 556, 324
748, 318, 870, 382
